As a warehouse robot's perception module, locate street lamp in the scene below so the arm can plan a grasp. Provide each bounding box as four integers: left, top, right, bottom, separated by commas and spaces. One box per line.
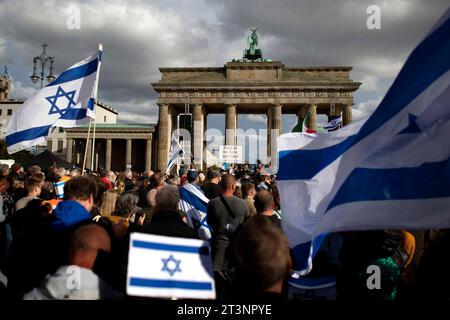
30, 42, 56, 88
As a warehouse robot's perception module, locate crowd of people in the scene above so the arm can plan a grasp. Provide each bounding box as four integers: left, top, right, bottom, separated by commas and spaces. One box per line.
0, 161, 448, 300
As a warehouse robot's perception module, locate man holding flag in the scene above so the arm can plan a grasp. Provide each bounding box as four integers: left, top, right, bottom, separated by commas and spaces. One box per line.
5, 44, 103, 154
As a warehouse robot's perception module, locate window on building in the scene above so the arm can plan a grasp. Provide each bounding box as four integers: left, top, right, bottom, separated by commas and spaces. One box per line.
57, 140, 64, 153
7, 109, 12, 116
104, 116, 107, 123
0, 109, 2, 116
47, 140, 52, 152
59, 127, 64, 133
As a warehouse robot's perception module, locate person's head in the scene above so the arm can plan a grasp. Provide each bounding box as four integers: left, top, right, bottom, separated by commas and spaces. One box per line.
71, 169, 81, 178
254, 190, 274, 215
242, 183, 256, 199
154, 185, 180, 213
220, 173, 236, 195
100, 189, 118, 217
144, 170, 154, 179
150, 172, 165, 188
115, 191, 139, 217
0, 164, 10, 177
64, 177, 97, 212
234, 216, 291, 294
179, 167, 187, 177
24, 174, 45, 197
167, 174, 180, 186
0, 176, 10, 193
48, 166, 57, 175
187, 170, 198, 184
125, 169, 133, 179
27, 165, 41, 176
11, 163, 23, 174
207, 170, 221, 184
234, 186, 243, 199
198, 172, 206, 183
68, 224, 111, 270
56, 167, 67, 178
257, 173, 266, 184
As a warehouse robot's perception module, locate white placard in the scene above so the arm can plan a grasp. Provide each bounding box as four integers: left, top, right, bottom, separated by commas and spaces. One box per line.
219, 145, 243, 163
126, 232, 216, 300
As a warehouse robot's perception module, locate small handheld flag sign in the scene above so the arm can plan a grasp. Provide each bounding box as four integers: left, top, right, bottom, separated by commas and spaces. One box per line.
126, 232, 216, 299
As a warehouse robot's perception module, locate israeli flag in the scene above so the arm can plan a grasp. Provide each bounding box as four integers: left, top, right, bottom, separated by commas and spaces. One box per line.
324, 115, 342, 132
179, 183, 212, 240
166, 134, 184, 174
278, 8, 450, 276
127, 232, 215, 299
5, 44, 103, 154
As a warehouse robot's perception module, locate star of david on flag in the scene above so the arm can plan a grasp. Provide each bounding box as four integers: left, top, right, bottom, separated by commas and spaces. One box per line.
46, 86, 77, 116
161, 254, 182, 276
5, 44, 103, 154
127, 233, 215, 299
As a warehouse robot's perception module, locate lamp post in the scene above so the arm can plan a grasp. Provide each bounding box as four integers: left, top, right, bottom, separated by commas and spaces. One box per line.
30, 42, 56, 88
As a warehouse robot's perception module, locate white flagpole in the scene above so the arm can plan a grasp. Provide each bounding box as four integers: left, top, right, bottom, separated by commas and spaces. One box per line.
82, 120, 92, 175
90, 43, 103, 171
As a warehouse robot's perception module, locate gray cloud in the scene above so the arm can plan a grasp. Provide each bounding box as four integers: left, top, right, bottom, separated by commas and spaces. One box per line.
0, 0, 449, 127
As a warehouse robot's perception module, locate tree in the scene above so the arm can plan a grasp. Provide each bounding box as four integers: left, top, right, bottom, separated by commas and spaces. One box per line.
0, 139, 31, 163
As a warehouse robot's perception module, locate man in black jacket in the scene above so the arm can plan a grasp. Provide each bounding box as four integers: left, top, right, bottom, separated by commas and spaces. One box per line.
142, 185, 198, 239
207, 174, 250, 299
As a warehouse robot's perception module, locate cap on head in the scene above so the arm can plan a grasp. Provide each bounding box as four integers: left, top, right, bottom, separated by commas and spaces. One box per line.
187, 170, 198, 182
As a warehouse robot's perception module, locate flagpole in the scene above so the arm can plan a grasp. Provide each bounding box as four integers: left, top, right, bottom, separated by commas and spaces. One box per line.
90, 43, 103, 172
82, 119, 92, 175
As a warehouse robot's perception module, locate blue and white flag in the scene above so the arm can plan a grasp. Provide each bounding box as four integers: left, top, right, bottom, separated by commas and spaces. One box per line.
324, 115, 342, 132
5, 44, 103, 154
179, 183, 212, 240
127, 232, 215, 299
278, 8, 450, 276
166, 134, 184, 174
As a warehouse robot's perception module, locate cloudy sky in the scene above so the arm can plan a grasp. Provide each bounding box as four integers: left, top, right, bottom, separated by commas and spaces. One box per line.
0, 0, 449, 134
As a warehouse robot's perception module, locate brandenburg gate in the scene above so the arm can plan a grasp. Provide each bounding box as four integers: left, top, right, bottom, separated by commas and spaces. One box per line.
152, 60, 361, 171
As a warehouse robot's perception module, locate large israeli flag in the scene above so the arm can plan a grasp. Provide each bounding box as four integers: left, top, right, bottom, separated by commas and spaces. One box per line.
278, 8, 450, 276
5, 44, 103, 154
179, 183, 212, 240
127, 232, 215, 299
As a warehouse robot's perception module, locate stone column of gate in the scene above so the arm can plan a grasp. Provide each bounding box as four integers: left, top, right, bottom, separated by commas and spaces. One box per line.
192, 103, 204, 168
157, 103, 170, 171
126, 139, 132, 168
225, 104, 237, 146
343, 104, 353, 126
145, 138, 152, 171
105, 139, 112, 171
267, 105, 273, 160
271, 104, 283, 165
306, 104, 318, 131
202, 108, 208, 170
66, 138, 73, 163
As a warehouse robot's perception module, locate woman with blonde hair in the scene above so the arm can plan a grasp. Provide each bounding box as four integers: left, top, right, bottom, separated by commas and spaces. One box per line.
100, 189, 118, 218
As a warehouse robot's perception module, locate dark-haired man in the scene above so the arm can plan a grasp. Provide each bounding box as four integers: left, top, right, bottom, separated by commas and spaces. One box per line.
15, 174, 45, 212
254, 190, 281, 228
51, 177, 96, 232
233, 216, 291, 299
202, 170, 222, 200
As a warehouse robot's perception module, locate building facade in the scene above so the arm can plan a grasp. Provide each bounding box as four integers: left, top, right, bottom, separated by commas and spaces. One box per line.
65, 124, 155, 172
152, 60, 361, 171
